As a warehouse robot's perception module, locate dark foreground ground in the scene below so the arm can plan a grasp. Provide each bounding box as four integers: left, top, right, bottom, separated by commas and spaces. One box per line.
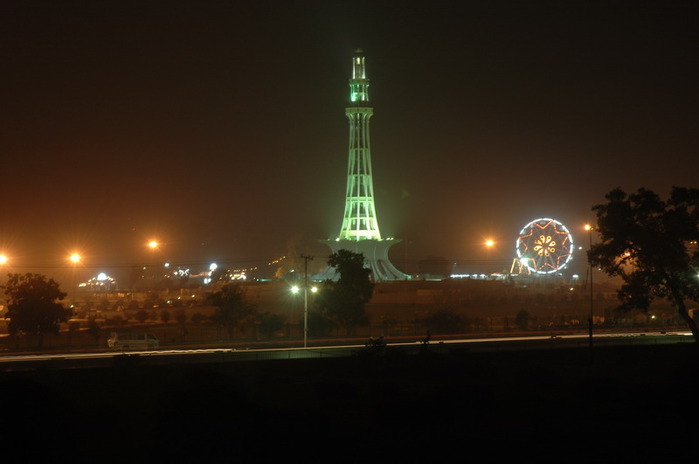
2, 342, 698, 462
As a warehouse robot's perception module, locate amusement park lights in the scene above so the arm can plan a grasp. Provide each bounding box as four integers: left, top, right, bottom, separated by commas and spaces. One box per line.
516, 218, 574, 274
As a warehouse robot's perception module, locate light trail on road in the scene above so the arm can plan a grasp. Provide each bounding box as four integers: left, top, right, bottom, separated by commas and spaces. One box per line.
0, 329, 692, 371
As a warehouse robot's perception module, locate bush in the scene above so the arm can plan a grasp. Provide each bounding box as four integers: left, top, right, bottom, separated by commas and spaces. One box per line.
258, 312, 286, 338
515, 310, 530, 330
420, 309, 465, 334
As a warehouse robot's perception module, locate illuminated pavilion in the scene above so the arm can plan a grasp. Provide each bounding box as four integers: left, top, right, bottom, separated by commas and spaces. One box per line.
319, 49, 409, 281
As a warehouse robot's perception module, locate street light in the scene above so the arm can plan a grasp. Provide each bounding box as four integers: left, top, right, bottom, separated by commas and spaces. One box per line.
483, 239, 495, 274
69, 252, 81, 304
0, 253, 8, 285
585, 224, 594, 348
288, 256, 315, 348
147, 240, 159, 264
290, 258, 317, 348
145, 239, 161, 284
301, 255, 314, 348
0, 254, 7, 307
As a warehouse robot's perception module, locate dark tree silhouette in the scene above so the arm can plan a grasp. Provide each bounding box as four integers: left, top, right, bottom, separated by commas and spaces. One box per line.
208, 283, 256, 339
258, 312, 286, 338
315, 249, 374, 335
588, 187, 699, 340
2, 273, 72, 348
87, 315, 102, 344
515, 310, 531, 331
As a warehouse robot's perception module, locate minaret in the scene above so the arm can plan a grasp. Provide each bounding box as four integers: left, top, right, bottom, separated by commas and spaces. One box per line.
320, 49, 408, 281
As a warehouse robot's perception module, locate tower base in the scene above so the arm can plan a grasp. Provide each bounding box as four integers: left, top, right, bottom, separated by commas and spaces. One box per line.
317, 239, 410, 282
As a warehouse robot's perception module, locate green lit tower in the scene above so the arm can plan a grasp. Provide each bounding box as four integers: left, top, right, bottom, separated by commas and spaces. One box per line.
320, 49, 408, 281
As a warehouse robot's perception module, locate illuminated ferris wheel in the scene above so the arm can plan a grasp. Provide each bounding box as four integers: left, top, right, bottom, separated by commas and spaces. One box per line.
515, 218, 574, 274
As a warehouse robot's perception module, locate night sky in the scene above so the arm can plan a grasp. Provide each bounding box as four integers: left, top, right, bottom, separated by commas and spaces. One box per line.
1, 1, 697, 283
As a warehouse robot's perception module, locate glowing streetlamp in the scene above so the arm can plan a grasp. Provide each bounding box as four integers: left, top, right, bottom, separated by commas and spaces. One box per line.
301, 255, 314, 348
147, 240, 159, 265
144, 239, 162, 284
584, 224, 594, 348
69, 252, 81, 303
0, 254, 8, 283
290, 256, 315, 348
0, 254, 7, 303
483, 239, 496, 274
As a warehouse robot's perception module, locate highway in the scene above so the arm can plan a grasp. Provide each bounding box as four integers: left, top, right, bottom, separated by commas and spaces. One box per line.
0, 329, 692, 371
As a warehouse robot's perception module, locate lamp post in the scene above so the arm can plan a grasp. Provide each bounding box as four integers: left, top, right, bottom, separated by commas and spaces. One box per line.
0, 254, 8, 288
301, 254, 313, 348
585, 224, 593, 348
148, 240, 158, 270
484, 239, 495, 274
0, 254, 7, 308
69, 252, 81, 305
145, 239, 161, 288
291, 256, 317, 348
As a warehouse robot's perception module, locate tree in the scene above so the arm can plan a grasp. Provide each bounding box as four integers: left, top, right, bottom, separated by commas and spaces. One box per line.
515, 310, 531, 331
588, 187, 699, 340
314, 249, 374, 335
2, 273, 72, 348
87, 315, 102, 345
258, 312, 286, 338
208, 283, 257, 339
307, 309, 336, 337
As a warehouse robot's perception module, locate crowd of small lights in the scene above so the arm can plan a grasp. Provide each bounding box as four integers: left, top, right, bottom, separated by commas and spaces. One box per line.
79, 272, 117, 290
0, 240, 287, 291
13, 222, 691, 286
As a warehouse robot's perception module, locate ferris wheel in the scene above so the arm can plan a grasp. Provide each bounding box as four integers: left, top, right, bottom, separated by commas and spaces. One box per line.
515, 218, 574, 274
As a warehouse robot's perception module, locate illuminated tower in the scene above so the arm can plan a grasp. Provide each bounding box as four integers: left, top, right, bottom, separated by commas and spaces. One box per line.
320, 49, 408, 281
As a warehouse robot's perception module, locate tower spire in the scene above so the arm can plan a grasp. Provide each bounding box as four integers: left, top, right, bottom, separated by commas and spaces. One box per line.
349, 49, 369, 104
339, 49, 381, 241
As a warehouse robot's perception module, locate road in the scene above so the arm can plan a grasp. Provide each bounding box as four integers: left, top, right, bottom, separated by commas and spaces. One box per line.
0, 329, 692, 371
